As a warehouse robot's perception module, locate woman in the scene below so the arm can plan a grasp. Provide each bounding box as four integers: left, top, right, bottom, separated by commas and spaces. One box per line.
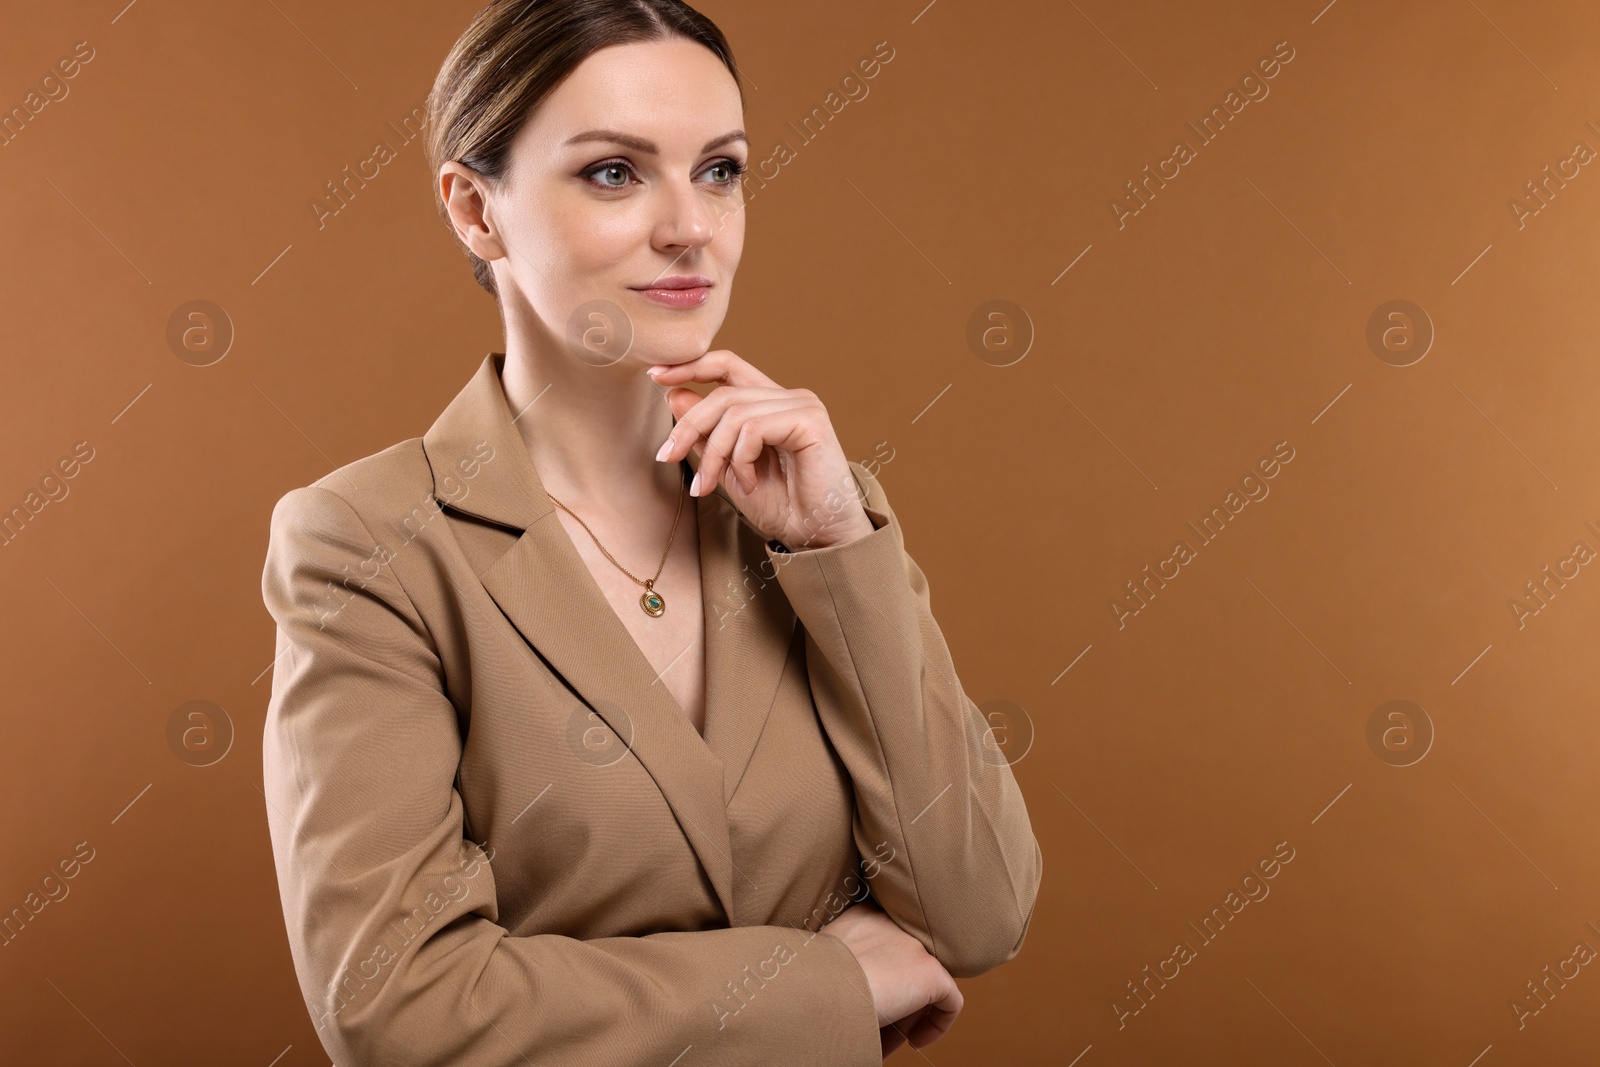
260, 2, 1042, 1064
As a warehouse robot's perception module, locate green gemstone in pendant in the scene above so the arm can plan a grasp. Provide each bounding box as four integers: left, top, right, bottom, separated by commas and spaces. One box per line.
641, 589, 665, 617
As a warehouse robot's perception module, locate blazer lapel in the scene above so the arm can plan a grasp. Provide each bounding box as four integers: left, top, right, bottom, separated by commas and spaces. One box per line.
420, 353, 796, 924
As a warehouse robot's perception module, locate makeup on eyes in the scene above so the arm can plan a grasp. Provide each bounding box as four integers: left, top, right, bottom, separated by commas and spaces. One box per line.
580, 156, 747, 190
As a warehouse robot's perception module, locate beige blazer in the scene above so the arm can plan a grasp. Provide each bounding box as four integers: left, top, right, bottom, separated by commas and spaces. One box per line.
261, 352, 1042, 1066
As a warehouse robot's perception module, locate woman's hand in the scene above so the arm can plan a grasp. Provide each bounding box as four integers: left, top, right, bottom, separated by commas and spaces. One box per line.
648, 351, 876, 551
818, 900, 964, 1057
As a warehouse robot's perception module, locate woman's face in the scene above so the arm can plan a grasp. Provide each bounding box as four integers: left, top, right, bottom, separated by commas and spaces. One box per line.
459, 37, 747, 369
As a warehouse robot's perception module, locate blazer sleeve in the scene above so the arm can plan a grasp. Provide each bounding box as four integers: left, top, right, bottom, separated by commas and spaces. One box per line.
261, 485, 883, 1067
764, 461, 1044, 979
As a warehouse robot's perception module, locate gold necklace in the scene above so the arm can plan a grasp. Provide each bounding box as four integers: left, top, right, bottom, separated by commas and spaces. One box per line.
546, 465, 688, 618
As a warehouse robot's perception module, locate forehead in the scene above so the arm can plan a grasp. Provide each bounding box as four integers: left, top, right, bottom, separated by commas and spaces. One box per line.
520, 38, 743, 153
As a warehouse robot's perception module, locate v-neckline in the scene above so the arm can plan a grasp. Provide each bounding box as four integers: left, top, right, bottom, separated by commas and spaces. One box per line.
556, 456, 713, 746
642, 459, 706, 738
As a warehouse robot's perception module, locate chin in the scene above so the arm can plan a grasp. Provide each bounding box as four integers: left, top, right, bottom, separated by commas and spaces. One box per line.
630, 324, 721, 367
630, 342, 708, 369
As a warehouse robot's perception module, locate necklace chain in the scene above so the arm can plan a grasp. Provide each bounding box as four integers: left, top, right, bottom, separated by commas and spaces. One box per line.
545, 465, 688, 615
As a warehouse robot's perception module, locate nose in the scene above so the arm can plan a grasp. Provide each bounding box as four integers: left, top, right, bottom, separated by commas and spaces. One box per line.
650, 173, 716, 255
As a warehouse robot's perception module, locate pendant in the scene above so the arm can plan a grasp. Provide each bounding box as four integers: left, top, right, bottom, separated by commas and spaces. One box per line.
640, 580, 665, 617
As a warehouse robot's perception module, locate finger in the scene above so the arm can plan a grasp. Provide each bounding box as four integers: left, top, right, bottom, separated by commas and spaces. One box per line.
699, 396, 809, 496
936, 982, 965, 1017
721, 407, 774, 496
658, 385, 786, 465
905, 1005, 959, 1049
879, 1024, 908, 1059
648, 349, 782, 392
881, 1004, 935, 1056
694, 397, 816, 497
905, 985, 962, 1047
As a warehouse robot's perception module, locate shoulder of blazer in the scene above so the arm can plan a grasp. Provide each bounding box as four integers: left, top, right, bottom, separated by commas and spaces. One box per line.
273, 437, 440, 550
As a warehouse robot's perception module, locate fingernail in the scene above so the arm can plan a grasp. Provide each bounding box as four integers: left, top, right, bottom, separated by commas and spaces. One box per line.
647, 366, 663, 379
690, 472, 702, 496
655, 438, 673, 462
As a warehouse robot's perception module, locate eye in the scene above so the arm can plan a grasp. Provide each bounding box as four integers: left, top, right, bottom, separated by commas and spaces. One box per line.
701, 158, 748, 187
581, 159, 638, 190
580, 156, 749, 192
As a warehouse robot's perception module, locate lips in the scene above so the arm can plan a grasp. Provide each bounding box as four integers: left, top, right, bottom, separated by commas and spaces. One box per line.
630, 275, 713, 309
632, 275, 712, 291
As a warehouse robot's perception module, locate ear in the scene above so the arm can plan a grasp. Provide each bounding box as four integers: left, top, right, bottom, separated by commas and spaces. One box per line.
439, 162, 506, 262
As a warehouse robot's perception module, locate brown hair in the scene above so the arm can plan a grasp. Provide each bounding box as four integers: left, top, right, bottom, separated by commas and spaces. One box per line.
425, 0, 744, 300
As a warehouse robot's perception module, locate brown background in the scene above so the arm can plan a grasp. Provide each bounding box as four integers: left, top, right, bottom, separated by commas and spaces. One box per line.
3, 0, 1599, 1063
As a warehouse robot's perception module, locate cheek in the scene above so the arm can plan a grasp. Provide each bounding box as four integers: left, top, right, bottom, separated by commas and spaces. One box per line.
714, 211, 745, 270
538, 206, 635, 277
511, 184, 635, 274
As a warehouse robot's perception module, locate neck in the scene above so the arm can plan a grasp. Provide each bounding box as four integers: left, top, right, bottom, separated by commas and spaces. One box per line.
497, 304, 685, 517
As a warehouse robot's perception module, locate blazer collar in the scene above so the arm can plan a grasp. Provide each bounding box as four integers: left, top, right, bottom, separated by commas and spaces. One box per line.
421, 352, 797, 924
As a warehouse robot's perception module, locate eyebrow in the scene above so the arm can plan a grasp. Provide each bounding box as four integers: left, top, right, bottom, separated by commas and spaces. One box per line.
563, 129, 748, 155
